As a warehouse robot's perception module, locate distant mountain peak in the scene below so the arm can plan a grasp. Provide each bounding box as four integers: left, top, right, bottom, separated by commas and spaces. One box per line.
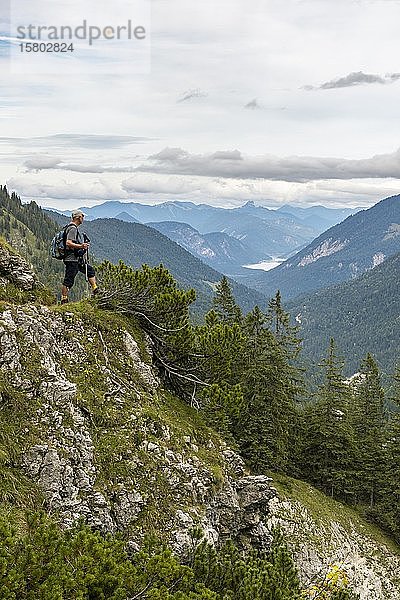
114, 211, 139, 223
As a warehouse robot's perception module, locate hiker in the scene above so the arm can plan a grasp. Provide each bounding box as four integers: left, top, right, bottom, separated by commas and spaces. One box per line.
60, 210, 98, 305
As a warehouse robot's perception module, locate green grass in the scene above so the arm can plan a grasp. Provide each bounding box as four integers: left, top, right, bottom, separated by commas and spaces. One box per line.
271, 472, 400, 556
0, 374, 44, 509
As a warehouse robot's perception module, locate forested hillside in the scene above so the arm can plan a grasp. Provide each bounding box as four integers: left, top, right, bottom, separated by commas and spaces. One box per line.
1, 238, 377, 599
0, 185, 87, 300
0, 187, 265, 312
0, 185, 60, 290
288, 251, 400, 374
94, 261, 400, 551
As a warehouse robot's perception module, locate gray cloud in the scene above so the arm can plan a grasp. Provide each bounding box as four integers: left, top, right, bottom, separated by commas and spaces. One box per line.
24, 157, 63, 171
20, 146, 400, 184
211, 150, 242, 160
23, 157, 137, 174
149, 147, 189, 161
387, 72, 400, 82
6, 177, 121, 202
304, 71, 400, 90
135, 147, 400, 182
122, 174, 197, 195
244, 98, 261, 109
177, 88, 208, 102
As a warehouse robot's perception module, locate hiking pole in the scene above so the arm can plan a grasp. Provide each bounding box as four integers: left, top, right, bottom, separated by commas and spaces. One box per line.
83, 257, 90, 299
83, 233, 90, 289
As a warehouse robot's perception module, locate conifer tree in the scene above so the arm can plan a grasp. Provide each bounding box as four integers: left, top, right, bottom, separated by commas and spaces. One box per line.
351, 354, 386, 507
0, 512, 308, 599
374, 409, 400, 541
301, 339, 354, 498
267, 290, 301, 360
212, 276, 242, 325
238, 306, 299, 472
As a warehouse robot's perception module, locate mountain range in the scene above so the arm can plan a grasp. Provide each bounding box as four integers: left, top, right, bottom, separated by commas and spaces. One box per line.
11, 189, 400, 375
240, 194, 400, 300
59, 200, 362, 274
276, 204, 363, 232
148, 221, 258, 275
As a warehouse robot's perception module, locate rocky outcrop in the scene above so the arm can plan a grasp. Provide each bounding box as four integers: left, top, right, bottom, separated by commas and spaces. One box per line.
0, 241, 37, 290
0, 301, 276, 554
268, 488, 400, 600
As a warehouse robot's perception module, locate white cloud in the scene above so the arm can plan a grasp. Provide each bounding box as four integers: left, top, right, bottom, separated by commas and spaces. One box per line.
122, 172, 198, 194
24, 156, 63, 171
6, 168, 399, 212
0, 134, 149, 148
3, 0, 400, 212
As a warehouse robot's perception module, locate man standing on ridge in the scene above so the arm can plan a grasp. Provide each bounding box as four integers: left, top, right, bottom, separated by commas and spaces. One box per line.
60, 209, 98, 305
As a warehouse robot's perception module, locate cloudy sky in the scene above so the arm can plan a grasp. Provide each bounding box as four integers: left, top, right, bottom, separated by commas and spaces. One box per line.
1, 0, 400, 210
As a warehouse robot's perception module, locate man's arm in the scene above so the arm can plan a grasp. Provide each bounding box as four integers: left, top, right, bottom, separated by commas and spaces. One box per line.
65, 226, 89, 250
66, 239, 89, 250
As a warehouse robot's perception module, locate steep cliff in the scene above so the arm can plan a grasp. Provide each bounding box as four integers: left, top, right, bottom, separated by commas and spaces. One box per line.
1, 239, 400, 599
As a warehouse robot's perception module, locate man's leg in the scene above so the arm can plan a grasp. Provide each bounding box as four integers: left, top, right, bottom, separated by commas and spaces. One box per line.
61, 262, 79, 303
88, 276, 98, 293
78, 263, 98, 293
61, 283, 69, 304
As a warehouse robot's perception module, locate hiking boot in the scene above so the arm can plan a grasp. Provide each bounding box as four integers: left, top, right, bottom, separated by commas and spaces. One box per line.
60, 298, 69, 305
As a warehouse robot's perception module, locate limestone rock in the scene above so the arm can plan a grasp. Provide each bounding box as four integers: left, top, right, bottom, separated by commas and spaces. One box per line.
0, 243, 37, 290
0, 302, 275, 557
268, 495, 400, 600
1, 282, 398, 598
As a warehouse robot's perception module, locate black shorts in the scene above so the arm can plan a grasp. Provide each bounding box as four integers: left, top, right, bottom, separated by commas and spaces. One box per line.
63, 261, 95, 289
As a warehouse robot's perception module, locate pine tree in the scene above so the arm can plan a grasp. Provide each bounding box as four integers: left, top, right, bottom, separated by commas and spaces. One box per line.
192, 531, 302, 600
212, 276, 242, 325
351, 354, 386, 507
238, 306, 299, 472
267, 290, 301, 360
301, 339, 354, 498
